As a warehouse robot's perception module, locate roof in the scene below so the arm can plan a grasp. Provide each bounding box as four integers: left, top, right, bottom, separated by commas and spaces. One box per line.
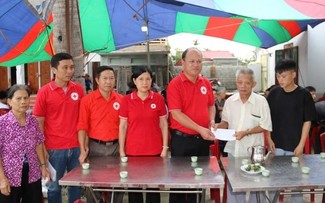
101, 44, 170, 56
175, 50, 236, 65
202, 51, 235, 60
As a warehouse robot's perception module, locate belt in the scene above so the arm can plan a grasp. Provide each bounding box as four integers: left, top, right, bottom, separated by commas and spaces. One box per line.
89, 138, 118, 145
171, 130, 202, 140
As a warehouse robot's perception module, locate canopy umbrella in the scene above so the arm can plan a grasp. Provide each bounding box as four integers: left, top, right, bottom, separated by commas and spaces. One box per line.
0, 0, 54, 67
175, 0, 325, 20
78, 0, 235, 53
79, 0, 325, 53
1, 0, 325, 66
200, 16, 323, 48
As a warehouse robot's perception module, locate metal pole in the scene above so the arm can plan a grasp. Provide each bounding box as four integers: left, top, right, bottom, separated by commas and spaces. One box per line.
146, 19, 150, 69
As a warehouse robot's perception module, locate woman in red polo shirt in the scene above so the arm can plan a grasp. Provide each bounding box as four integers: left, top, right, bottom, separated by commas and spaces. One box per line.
119, 67, 168, 203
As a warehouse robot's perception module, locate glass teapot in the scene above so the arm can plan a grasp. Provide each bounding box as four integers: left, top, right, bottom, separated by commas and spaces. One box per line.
247, 145, 265, 164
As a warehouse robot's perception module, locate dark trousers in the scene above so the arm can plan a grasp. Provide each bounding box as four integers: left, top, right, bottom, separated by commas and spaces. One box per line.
127, 154, 161, 203
0, 163, 42, 203
219, 140, 228, 157
85, 140, 124, 203
169, 130, 213, 203
170, 130, 212, 157
128, 189, 160, 203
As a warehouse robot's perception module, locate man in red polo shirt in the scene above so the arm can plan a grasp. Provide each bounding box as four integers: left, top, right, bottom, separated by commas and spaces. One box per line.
77, 65, 123, 203
33, 53, 84, 203
167, 47, 215, 203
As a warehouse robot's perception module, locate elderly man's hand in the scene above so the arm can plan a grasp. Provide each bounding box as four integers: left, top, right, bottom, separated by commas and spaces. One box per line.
235, 131, 247, 140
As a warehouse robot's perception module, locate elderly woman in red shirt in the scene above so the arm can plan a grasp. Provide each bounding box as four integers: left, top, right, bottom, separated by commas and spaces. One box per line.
0, 85, 50, 203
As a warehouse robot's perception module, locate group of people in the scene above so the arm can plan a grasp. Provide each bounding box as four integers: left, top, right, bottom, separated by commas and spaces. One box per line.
218, 58, 316, 202
0, 48, 317, 203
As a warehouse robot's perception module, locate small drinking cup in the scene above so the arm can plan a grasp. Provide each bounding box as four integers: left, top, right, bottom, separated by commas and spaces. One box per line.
241, 159, 249, 165
291, 156, 299, 163
81, 163, 90, 170
120, 171, 128, 178
194, 167, 203, 176
262, 169, 270, 177
121, 157, 128, 163
320, 152, 325, 159
301, 166, 310, 174
191, 156, 198, 163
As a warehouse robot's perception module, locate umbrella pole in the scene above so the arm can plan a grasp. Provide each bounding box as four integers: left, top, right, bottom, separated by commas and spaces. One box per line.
145, 18, 150, 69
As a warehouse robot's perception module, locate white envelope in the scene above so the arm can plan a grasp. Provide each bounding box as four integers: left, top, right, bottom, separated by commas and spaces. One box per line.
47, 161, 57, 181
211, 128, 236, 141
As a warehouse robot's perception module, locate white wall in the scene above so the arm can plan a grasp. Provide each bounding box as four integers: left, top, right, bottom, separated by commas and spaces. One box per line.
248, 63, 262, 92
257, 21, 325, 95
307, 22, 325, 96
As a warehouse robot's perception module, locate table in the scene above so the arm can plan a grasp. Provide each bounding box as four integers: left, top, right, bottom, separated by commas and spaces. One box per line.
59, 156, 224, 203
222, 154, 325, 203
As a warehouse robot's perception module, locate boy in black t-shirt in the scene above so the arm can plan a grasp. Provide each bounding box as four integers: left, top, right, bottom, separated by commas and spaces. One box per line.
267, 59, 316, 202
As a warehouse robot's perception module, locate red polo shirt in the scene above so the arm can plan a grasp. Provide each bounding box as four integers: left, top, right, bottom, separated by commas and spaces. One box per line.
33, 81, 84, 150
167, 71, 214, 135
77, 89, 123, 141
119, 90, 167, 156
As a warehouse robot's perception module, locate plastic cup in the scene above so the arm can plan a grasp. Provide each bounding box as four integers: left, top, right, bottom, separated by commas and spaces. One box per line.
81, 163, 90, 170
121, 157, 128, 163
320, 152, 325, 159
241, 159, 249, 165
262, 169, 270, 177
191, 156, 198, 163
301, 166, 310, 174
291, 156, 299, 163
120, 171, 128, 178
194, 167, 203, 176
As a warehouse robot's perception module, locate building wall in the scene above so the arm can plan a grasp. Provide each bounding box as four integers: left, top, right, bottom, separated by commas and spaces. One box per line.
307, 22, 325, 96
0, 67, 9, 90
259, 21, 325, 97
174, 62, 247, 91
101, 53, 169, 94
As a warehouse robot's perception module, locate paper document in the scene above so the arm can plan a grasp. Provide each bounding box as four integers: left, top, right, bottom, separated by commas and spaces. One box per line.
47, 161, 57, 181
211, 128, 236, 141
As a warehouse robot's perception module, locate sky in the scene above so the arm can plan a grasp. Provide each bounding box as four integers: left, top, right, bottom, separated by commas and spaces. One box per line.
167, 33, 258, 60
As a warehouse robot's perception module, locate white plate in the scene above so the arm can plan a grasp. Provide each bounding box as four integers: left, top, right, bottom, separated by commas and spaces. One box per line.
240, 164, 265, 175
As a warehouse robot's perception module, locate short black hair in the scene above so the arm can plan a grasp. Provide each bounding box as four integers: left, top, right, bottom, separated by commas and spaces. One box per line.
181, 47, 201, 60
305, 86, 316, 92
275, 58, 297, 73
129, 67, 153, 89
0, 90, 7, 99
51, 52, 73, 68
95, 65, 115, 79
7, 85, 31, 99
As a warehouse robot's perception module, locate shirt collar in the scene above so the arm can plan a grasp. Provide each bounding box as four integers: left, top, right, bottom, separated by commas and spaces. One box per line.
7, 111, 30, 126
231, 92, 255, 104
49, 80, 76, 91
130, 90, 154, 100
179, 71, 203, 83
94, 89, 117, 100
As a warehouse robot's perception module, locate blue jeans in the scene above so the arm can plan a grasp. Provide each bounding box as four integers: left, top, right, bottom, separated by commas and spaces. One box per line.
47, 148, 81, 203
274, 148, 294, 156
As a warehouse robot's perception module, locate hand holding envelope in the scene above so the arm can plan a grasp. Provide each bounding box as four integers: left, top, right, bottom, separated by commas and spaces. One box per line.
211, 128, 236, 141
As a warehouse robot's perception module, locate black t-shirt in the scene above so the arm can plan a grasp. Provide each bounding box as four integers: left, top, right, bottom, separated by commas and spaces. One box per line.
267, 86, 316, 151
